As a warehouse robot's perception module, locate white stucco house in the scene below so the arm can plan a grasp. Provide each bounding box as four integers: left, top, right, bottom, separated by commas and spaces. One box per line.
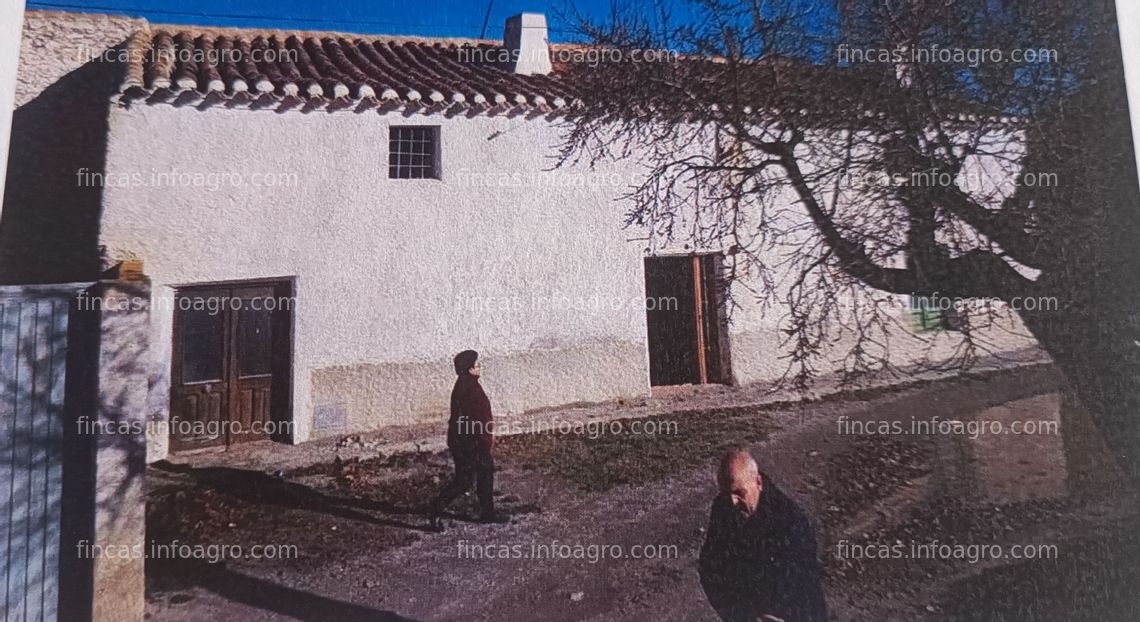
5, 10, 1040, 462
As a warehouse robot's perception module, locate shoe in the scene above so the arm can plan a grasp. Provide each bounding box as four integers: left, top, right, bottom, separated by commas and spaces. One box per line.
428, 515, 446, 533
478, 511, 510, 524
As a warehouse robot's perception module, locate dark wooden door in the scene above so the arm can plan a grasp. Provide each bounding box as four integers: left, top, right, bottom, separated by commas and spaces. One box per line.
170, 282, 291, 451
644, 255, 728, 386
645, 256, 700, 386
229, 285, 277, 445
170, 287, 230, 451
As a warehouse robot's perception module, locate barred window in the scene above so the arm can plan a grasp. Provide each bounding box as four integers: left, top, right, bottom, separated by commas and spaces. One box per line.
388, 126, 440, 179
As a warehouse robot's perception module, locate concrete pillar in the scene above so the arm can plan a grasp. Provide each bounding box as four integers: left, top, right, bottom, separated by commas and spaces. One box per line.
63, 279, 150, 622
92, 280, 148, 621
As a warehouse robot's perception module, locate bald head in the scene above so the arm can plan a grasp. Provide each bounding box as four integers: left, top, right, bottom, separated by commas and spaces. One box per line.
717, 450, 758, 485
716, 449, 764, 518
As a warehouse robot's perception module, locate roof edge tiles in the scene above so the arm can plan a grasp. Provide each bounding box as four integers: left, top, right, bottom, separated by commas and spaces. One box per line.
118, 24, 583, 118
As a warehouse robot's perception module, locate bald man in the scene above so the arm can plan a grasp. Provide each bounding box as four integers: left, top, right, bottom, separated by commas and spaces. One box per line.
698, 450, 827, 622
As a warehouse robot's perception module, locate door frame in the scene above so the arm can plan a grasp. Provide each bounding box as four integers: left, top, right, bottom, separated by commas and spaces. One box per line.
168, 277, 295, 452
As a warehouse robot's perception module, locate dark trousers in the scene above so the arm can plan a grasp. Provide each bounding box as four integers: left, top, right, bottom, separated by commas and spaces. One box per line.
432, 449, 495, 516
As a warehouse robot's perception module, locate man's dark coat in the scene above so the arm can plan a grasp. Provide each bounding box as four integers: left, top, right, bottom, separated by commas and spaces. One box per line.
698, 476, 827, 622
446, 375, 494, 458
432, 374, 497, 518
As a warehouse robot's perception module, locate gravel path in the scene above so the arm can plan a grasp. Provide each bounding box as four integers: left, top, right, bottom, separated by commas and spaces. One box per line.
142, 363, 1140, 622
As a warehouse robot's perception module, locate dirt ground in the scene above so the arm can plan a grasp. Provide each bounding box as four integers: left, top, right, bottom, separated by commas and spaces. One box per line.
144, 364, 1140, 621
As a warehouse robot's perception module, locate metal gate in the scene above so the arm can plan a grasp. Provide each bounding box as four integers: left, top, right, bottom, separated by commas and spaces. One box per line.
1, 284, 82, 622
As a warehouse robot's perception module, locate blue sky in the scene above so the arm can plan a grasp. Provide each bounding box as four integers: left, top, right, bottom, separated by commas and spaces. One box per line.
26, 0, 638, 40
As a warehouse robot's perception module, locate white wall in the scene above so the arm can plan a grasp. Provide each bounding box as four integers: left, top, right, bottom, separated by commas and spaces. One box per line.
1118, 0, 1140, 188
101, 104, 654, 456
644, 126, 1041, 386
103, 101, 1041, 460
0, 0, 27, 207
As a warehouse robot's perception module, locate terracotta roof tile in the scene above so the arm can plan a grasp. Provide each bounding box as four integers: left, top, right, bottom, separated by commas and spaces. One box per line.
120, 27, 583, 117
117, 24, 1014, 126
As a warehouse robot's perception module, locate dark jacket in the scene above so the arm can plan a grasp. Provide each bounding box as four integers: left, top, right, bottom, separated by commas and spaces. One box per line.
446, 375, 494, 456
698, 477, 827, 622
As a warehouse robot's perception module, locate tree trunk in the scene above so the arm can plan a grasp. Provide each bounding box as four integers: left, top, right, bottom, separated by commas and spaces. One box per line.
1020, 306, 1140, 486
1057, 389, 1123, 493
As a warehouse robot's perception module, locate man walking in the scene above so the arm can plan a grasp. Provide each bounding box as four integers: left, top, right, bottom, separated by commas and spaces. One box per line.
429, 350, 508, 531
698, 450, 827, 622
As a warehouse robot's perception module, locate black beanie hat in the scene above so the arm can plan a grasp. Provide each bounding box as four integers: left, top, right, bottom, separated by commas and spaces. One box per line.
454, 350, 479, 376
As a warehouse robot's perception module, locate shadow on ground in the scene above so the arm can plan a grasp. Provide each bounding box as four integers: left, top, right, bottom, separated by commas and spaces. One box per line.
151, 460, 431, 530
145, 459, 440, 601
160, 561, 418, 622
939, 511, 1140, 621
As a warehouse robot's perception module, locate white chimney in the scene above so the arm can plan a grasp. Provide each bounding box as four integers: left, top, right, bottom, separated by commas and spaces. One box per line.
504, 13, 552, 76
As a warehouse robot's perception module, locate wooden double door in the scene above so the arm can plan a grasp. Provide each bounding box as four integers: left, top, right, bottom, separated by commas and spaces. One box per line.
170, 281, 292, 451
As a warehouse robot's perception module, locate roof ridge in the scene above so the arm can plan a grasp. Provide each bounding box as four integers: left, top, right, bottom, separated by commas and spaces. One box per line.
146, 22, 503, 49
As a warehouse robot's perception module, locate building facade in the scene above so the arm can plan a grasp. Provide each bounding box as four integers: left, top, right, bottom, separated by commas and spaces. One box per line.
5, 11, 1042, 462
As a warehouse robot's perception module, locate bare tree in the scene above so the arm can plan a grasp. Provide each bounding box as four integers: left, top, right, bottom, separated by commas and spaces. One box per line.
558, 0, 1140, 479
